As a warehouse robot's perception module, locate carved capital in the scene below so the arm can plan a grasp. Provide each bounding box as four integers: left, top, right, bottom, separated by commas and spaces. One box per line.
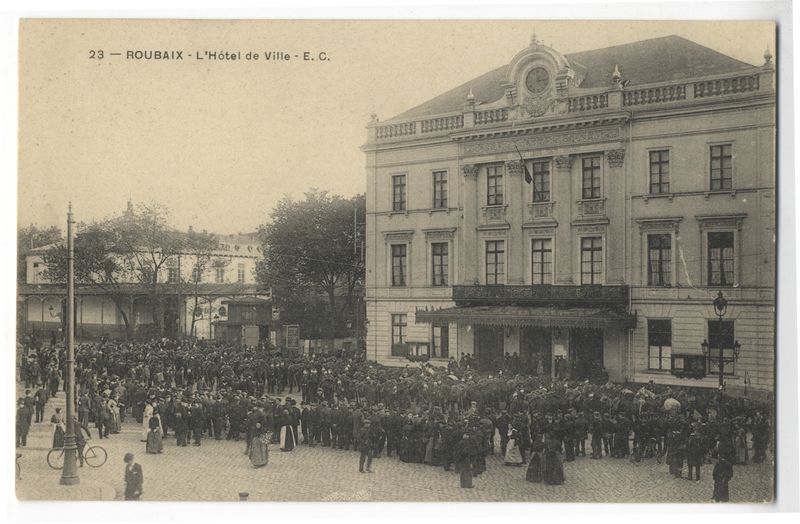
505, 160, 523, 177
462, 164, 479, 178
554, 155, 573, 171
606, 149, 626, 168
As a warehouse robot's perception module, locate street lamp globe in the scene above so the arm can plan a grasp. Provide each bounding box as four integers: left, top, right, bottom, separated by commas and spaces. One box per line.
713, 290, 728, 318
701, 339, 709, 356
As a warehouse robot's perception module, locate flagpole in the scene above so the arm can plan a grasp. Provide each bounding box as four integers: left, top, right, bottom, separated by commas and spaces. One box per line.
60, 202, 79, 485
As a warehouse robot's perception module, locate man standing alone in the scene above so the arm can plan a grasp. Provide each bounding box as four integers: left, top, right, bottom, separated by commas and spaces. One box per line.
123, 453, 143, 500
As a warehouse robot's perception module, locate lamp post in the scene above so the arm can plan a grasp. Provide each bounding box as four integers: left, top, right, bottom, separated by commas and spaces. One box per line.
700, 291, 741, 419
60, 203, 79, 485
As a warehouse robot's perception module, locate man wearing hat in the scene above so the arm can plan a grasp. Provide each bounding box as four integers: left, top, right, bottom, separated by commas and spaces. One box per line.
123, 452, 143, 500
16, 399, 31, 447
358, 419, 375, 473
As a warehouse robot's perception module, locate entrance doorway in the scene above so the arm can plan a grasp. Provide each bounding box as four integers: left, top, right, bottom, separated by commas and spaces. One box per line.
569, 328, 604, 380
521, 327, 552, 376
474, 326, 504, 371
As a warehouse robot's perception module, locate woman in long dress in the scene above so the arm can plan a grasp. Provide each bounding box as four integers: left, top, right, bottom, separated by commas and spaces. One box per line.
504, 429, 524, 466
543, 438, 565, 485
278, 409, 296, 452
734, 426, 749, 465
249, 422, 269, 468
526, 442, 544, 482
142, 400, 154, 442
51, 407, 65, 449
108, 396, 121, 434
146, 413, 164, 454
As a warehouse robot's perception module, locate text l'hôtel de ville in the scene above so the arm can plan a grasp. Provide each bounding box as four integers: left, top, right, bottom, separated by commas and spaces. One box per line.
124, 50, 329, 61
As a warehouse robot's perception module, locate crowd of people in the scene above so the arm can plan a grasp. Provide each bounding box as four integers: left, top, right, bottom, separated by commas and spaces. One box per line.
16, 336, 772, 501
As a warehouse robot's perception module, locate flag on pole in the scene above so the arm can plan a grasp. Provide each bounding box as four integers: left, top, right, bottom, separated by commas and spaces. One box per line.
514, 144, 533, 184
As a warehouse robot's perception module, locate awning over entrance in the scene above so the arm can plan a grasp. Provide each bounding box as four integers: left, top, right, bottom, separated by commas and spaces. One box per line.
414, 306, 636, 330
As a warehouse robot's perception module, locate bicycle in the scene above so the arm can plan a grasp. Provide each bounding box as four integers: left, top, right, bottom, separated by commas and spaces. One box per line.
47, 441, 107, 470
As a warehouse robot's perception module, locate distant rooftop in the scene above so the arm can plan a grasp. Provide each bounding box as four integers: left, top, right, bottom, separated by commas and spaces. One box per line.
387, 35, 755, 122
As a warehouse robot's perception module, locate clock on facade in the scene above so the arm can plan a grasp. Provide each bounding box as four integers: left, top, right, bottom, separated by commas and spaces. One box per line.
525, 67, 550, 94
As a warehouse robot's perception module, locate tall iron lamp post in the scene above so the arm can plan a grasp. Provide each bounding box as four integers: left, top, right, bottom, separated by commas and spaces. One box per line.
60, 203, 79, 485
701, 291, 741, 419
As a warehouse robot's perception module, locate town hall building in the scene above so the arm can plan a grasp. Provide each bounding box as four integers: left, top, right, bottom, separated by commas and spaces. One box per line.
363, 35, 775, 394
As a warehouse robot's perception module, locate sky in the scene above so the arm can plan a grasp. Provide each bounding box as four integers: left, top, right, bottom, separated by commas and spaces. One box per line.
17, 19, 775, 235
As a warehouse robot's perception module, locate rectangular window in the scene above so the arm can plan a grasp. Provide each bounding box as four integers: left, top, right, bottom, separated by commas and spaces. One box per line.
215, 267, 225, 283
167, 267, 179, 283
532, 160, 551, 202
649, 150, 670, 194
431, 242, 449, 287
531, 238, 553, 285
391, 314, 407, 356
237, 263, 246, 283
647, 234, 672, 286
432, 170, 448, 209
708, 320, 735, 376
486, 165, 504, 206
710, 144, 733, 190
708, 232, 734, 286
391, 244, 407, 287
580, 237, 603, 285
392, 174, 407, 211
648, 319, 672, 370
432, 324, 449, 358
582, 156, 602, 199
485, 240, 505, 285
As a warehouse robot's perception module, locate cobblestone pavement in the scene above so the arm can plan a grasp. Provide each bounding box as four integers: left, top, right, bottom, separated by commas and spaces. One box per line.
15, 388, 774, 503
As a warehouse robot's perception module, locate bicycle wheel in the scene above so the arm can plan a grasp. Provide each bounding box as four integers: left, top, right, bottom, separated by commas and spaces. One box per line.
84, 445, 107, 468
47, 448, 65, 470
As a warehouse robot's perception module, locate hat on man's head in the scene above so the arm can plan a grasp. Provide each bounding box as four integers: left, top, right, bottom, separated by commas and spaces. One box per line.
123, 452, 134, 463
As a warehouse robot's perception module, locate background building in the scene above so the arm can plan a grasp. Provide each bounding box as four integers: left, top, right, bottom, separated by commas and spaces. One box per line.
363, 35, 775, 393
18, 229, 270, 342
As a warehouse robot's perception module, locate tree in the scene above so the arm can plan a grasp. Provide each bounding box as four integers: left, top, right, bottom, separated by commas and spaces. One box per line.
256, 190, 365, 342
42, 224, 136, 338
18, 224, 62, 283
43, 202, 190, 338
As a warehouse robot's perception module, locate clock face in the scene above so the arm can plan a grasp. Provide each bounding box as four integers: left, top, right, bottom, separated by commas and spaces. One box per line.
525, 67, 550, 95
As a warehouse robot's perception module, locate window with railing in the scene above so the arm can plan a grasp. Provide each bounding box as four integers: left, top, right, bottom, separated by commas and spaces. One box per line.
648, 234, 672, 286
582, 157, 602, 199
708, 232, 734, 286
431, 242, 448, 287
531, 238, 553, 285
486, 165, 504, 206
580, 237, 603, 285
485, 240, 505, 285
532, 160, 551, 202
391, 244, 407, 287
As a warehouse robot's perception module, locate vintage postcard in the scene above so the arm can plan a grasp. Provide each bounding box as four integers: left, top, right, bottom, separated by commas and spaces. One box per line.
14, 19, 776, 504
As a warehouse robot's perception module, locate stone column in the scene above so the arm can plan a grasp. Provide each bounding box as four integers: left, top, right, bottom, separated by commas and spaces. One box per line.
461, 164, 480, 284
605, 149, 626, 284
505, 160, 526, 284
553, 155, 574, 284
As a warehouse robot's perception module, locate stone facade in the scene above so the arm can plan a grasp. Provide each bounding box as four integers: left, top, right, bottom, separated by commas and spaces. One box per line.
363, 36, 775, 391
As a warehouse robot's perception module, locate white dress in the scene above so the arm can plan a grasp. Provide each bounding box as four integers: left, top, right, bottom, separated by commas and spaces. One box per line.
142, 404, 154, 441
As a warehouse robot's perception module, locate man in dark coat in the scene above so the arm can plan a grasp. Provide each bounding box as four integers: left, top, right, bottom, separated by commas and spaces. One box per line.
123, 453, 143, 500
495, 409, 511, 456
686, 430, 705, 481
16, 399, 31, 447
189, 400, 205, 446
34, 384, 47, 423
358, 419, 376, 473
